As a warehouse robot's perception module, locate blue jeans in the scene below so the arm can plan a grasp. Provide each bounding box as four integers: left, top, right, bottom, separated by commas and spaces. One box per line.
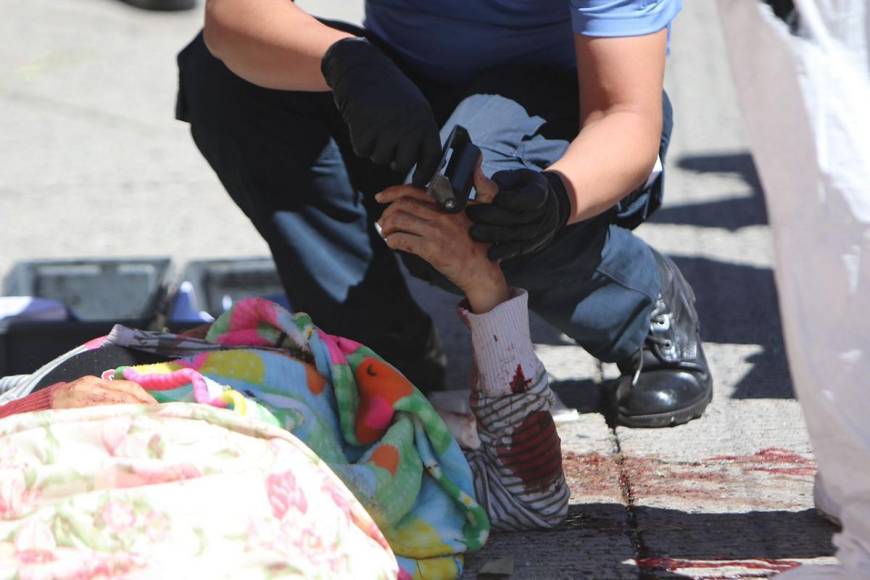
176, 28, 671, 363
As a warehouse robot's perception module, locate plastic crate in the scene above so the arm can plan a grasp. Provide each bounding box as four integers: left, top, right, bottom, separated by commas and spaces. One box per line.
0, 258, 172, 376
173, 258, 288, 320
4, 258, 171, 321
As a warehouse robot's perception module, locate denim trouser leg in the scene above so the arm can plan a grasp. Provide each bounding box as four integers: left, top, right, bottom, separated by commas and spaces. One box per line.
176, 33, 432, 350
178, 30, 671, 364
404, 81, 672, 362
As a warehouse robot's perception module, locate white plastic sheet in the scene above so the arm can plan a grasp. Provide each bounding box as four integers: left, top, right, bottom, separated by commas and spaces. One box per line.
717, 1, 870, 577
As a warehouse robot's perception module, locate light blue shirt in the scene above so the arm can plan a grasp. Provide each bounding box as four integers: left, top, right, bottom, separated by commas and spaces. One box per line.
571, 0, 681, 37
364, 0, 681, 85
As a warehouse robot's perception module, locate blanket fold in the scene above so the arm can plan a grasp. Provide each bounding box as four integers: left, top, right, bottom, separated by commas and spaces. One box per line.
30, 298, 490, 578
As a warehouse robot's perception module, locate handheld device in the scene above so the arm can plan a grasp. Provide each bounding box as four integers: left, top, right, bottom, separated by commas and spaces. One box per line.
426, 125, 481, 213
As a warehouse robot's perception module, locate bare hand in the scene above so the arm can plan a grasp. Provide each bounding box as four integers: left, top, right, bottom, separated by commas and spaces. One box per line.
51, 375, 157, 410
375, 165, 510, 313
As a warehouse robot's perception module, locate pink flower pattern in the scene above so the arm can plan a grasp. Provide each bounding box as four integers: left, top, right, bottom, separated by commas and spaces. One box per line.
99, 500, 137, 533
266, 470, 308, 519
100, 416, 133, 456
144, 510, 170, 543
0, 468, 38, 520
112, 463, 202, 489
14, 519, 57, 567
18, 550, 144, 580
0, 402, 398, 579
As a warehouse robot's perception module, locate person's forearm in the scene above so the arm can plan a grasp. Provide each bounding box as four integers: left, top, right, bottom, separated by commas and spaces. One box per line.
462, 265, 511, 315
465, 271, 511, 314
548, 107, 661, 224
460, 289, 568, 529
204, 0, 352, 91
461, 289, 542, 396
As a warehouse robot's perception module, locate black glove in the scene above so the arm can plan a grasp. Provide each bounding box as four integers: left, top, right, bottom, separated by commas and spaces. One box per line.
467, 169, 572, 261
321, 37, 442, 186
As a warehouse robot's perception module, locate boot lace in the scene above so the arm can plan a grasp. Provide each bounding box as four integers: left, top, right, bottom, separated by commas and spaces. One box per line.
630, 296, 675, 386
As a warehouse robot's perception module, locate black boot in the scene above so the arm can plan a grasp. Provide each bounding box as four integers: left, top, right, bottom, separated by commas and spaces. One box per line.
611, 250, 713, 428
118, 0, 195, 11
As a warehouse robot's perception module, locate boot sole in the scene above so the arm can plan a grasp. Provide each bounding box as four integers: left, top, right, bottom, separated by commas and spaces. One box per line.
119, 0, 196, 11
615, 388, 713, 428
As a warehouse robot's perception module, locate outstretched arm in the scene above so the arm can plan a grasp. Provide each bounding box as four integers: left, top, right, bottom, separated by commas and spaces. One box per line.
376, 178, 568, 529
0, 376, 156, 420
458, 290, 568, 530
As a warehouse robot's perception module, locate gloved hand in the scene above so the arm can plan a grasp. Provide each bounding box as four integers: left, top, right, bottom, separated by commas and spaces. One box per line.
321, 37, 442, 186
467, 169, 572, 261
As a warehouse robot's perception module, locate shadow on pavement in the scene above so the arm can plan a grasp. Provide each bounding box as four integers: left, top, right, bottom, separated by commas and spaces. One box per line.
463, 503, 633, 579
463, 504, 836, 579
672, 256, 794, 399
653, 152, 769, 231
544, 254, 795, 401
653, 151, 792, 399
551, 379, 603, 414
634, 506, 837, 573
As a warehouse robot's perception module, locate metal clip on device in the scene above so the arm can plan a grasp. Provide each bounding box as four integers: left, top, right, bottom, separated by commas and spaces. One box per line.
426, 125, 481, 213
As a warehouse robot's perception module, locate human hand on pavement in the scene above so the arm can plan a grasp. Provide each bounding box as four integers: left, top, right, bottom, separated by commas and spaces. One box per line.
51, 375, 157, 410
321, 37, 442, 186
375, 165, 511, 313
466, 169, 572, 261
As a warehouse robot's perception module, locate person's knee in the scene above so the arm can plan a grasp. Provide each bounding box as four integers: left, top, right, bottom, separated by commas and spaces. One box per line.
443, 93, 560, 178
177, 33, 332, 141
443, 93, 532, 149
177, 35, 343, 204
176, 32, 222, 124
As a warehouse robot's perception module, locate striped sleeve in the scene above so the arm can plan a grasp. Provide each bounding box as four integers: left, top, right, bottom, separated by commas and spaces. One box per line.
0, 383, 59, 420
459, 290, 569, 530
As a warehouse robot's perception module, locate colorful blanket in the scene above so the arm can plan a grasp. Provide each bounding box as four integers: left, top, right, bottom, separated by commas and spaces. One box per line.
86, 298, 487, 577
0, 403, 398, 578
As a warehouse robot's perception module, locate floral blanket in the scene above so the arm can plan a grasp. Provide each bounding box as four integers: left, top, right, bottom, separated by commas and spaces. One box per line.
0, 403, 397, 579
1, 298, 489, 578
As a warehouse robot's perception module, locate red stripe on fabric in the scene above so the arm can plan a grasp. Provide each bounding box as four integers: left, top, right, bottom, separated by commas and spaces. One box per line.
0, 384, 60, 419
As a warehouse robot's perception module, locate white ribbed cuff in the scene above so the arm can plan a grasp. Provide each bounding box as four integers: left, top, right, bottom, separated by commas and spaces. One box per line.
459, 289, 542, 397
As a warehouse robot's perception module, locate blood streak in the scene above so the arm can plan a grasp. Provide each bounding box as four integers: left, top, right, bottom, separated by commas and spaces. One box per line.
560, 448, 816, 507
709, 448, 816, 477
637, 556, 801, 575
497, 411, 562, 491
708, 448, 812, 465
509, 364, 532, 394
